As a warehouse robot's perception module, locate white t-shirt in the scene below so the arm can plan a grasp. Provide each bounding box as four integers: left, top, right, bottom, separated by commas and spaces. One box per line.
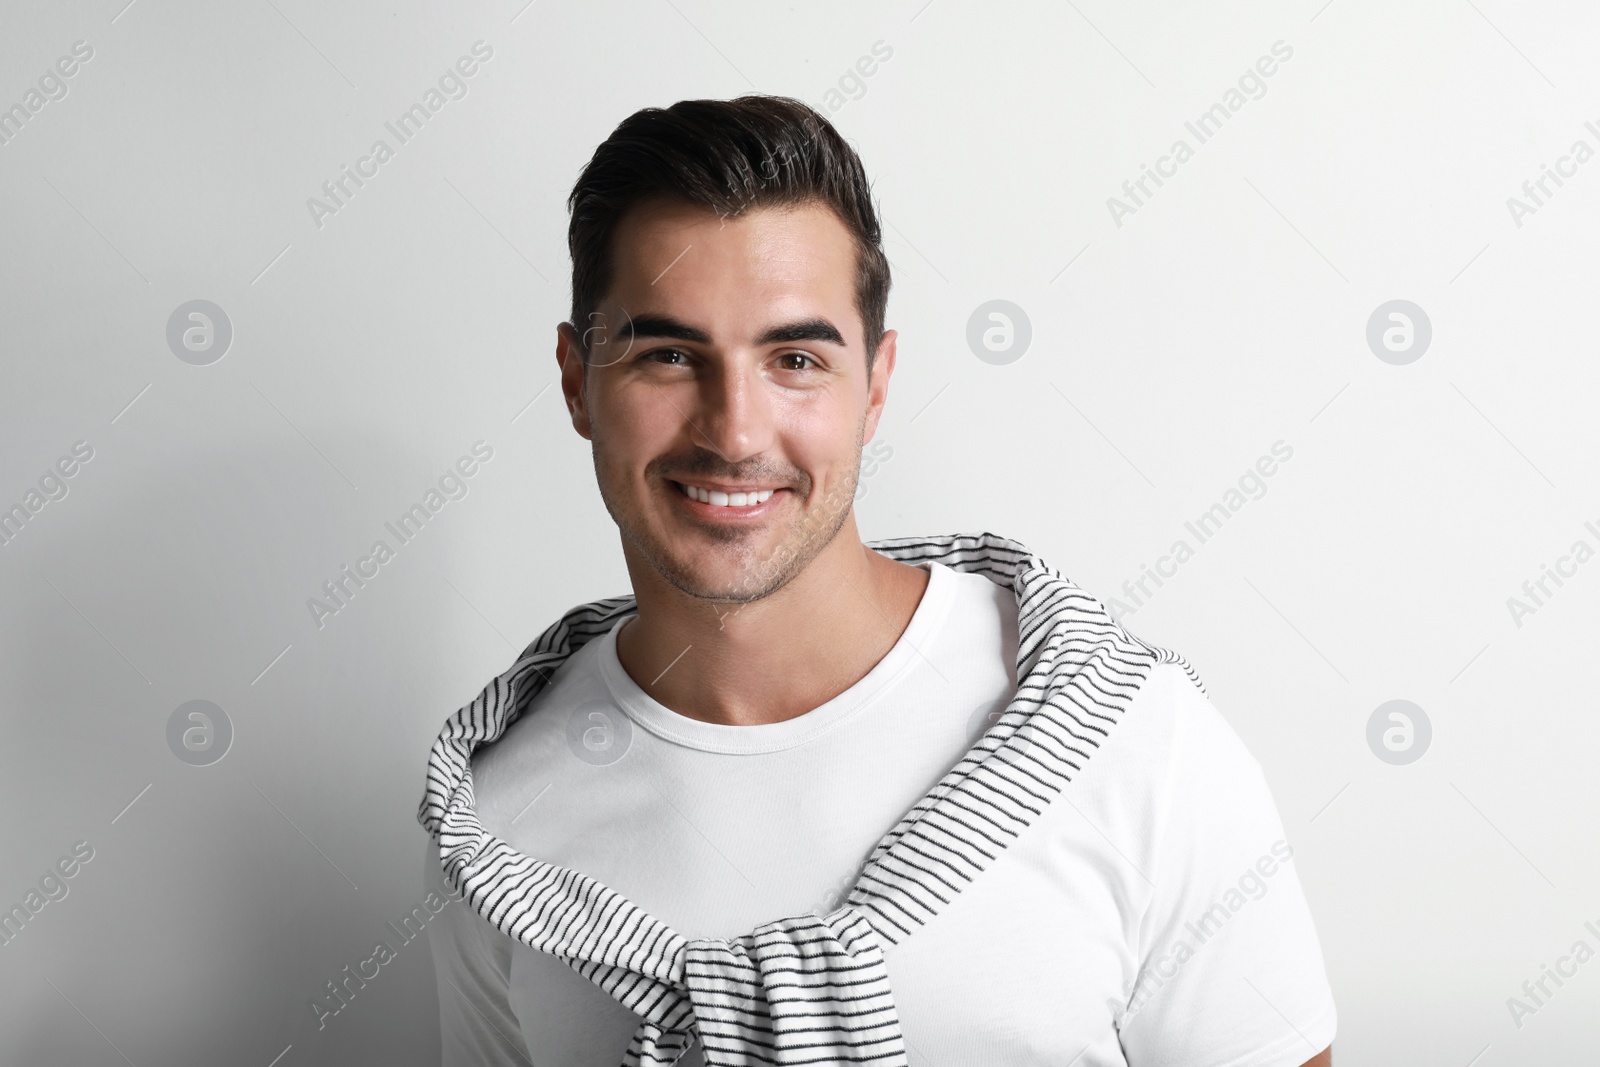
423, 560, 1337, 1065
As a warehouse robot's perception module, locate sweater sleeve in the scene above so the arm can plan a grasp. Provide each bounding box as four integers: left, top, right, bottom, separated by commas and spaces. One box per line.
1117, 666, 1338, 1067
422, 831, 536, 1067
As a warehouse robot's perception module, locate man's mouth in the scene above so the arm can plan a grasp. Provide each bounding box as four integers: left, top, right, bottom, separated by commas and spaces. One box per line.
670, 480, 780, 508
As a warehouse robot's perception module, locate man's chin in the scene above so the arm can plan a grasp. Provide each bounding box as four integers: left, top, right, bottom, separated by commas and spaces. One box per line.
654, 542, 785, 603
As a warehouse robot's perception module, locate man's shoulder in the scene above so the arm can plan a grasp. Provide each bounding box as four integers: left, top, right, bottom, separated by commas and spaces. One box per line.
1100, 660, 1297, 878
1138, 661, 1265, 777
1075, 659, 1263, 801
1094, 657, 1201, 730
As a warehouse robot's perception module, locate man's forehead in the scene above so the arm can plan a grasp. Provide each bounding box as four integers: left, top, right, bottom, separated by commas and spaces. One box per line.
599, 201, 862, 349
609, 198, 856, 272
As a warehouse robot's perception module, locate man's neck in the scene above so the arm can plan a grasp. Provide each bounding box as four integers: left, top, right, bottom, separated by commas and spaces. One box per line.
613, 522, 931, 727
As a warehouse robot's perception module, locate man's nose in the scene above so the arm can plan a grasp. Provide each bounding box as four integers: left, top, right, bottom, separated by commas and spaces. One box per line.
690, 361, 774, 465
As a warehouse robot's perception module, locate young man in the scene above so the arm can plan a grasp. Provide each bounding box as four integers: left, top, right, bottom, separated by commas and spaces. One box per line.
418, 96, 1336, 1066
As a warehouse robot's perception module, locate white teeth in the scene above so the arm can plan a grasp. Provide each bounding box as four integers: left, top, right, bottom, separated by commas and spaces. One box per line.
679, 483, 775, 507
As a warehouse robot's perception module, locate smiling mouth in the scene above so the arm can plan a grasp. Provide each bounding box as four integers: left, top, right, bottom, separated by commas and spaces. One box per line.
671, 480, 779, 508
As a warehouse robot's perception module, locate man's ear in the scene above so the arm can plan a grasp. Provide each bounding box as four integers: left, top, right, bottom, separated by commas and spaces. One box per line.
861, 328, 898, 445
556, 321, 593, 440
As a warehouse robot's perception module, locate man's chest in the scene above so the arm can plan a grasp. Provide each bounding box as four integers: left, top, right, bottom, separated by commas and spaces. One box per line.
501, 819, 1143, 1066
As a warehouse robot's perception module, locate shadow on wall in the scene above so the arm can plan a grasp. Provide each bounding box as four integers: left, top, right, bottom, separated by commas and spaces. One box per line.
0, 434, 474, 1066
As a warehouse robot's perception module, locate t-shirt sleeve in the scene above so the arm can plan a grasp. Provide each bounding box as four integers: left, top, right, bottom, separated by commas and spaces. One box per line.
421, 831, 536, 1067
1117, 667, 1338, 1067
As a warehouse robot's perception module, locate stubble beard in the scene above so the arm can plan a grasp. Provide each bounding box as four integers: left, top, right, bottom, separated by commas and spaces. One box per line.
594, 444, 862, 607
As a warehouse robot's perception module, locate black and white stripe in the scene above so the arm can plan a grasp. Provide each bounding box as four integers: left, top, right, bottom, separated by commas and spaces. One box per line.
418, 532, 1203, 1066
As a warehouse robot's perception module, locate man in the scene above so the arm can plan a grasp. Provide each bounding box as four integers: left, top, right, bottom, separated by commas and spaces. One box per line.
419, 95, 1336, 1066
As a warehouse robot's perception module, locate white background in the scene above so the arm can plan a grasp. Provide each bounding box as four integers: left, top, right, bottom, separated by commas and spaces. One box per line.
1, 0, 1596, 1063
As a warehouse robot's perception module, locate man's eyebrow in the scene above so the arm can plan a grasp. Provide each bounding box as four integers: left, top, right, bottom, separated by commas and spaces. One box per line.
755, 318, 847, 347
611, 314, 711, 344
610, 315, 848, 348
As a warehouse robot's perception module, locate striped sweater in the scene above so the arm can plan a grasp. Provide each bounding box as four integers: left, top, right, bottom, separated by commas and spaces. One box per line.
417, 531, 1204, 1065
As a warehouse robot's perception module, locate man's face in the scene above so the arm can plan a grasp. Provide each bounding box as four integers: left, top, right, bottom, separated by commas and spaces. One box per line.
557, 197, 896, 603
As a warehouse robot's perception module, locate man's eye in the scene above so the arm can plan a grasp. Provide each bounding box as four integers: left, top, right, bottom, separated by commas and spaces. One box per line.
777, 352, 816, 371
646, 348, 689, 365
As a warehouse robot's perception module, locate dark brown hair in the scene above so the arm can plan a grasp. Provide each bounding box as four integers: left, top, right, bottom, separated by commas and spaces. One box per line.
566, 95, 891, 369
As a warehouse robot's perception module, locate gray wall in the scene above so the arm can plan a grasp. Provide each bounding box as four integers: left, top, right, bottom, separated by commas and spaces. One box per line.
2, 0, 1596, 1063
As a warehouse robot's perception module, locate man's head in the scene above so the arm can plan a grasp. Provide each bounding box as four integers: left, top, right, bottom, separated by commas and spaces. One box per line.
557, 95, 896, 605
